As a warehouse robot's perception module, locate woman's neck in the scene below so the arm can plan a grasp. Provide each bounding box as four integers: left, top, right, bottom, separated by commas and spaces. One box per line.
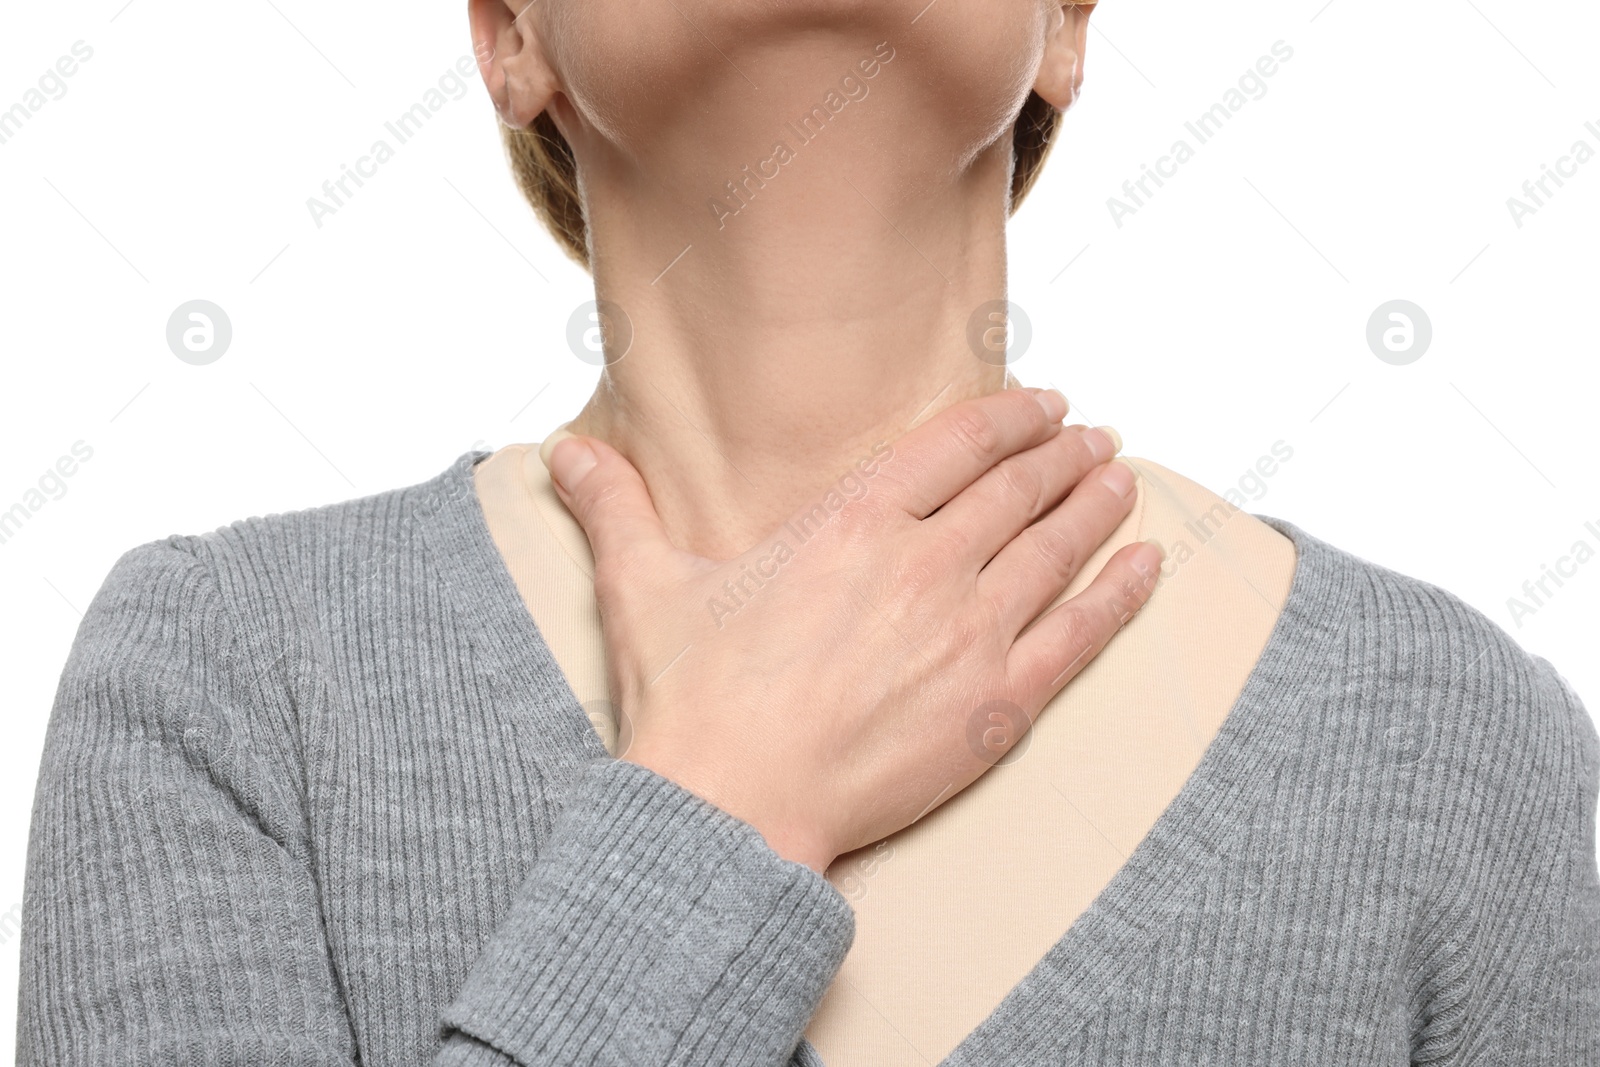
565, 56, 1022, 559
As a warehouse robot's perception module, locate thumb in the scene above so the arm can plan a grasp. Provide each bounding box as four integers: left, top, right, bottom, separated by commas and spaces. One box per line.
541, 430, 675, 568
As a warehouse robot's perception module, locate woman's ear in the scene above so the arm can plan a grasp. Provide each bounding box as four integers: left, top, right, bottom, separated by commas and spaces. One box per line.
467, 0, 561, 128
1033, 2, 1092, 110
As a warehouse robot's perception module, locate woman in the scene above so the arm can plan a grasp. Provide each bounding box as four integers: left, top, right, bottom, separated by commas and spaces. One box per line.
19, 1, 1598, 1064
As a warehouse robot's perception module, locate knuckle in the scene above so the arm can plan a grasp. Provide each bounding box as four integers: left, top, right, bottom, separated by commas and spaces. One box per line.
892, 549, 946, 595
870, 467, 922, 518
577, 476, 626, 522
847, 486, 892, 525
1011, 387, 1051, 427
1054, 602, 1095, 651
996, 460, 1048, 517
948, 614, 986, 652
939, 596, 994, 652
832, 492, 891, 548
926, 521, 972, 563
948, 406, 1006, 461
1029, 523, 1080, 583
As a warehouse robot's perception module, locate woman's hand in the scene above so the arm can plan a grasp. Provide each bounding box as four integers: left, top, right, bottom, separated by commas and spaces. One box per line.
545, 387, 1160, 873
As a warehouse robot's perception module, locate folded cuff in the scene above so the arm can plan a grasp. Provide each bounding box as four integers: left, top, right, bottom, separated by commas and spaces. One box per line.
441, 757, 855, 1066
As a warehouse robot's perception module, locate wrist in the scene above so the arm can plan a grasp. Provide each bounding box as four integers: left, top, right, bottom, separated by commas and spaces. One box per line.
749, 818, 840, 874
621, 744, 840, 874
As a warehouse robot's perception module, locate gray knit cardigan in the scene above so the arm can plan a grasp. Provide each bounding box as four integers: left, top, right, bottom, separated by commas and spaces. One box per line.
17, 451, 1600, 1065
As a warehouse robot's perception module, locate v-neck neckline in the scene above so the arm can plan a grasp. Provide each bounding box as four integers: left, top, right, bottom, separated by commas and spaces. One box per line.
421, 449, 1361, 1065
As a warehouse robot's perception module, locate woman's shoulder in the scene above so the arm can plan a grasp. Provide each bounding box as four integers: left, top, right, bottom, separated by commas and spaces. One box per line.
1250, 502, 1596, 841
102, 451, 483, 588
1129, 453, 1588, 735
76, 451, 489, 675
1126, 453, 1593, 804
1299, 513, 1588, 737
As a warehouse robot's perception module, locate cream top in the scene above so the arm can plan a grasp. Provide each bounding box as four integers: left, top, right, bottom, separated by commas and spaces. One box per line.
473, 435, 1296, 1066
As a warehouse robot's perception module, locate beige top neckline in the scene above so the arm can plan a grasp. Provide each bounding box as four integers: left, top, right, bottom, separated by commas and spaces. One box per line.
473, 433, 1296, 1066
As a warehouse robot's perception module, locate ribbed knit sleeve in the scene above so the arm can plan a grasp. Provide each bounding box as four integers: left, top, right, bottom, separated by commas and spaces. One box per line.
18, 540, 359, 1065
1404, 651, 1600, 1065
438, 758, 854, 1066
19, 540, 853, 1067
1496, 660, 1600, 1064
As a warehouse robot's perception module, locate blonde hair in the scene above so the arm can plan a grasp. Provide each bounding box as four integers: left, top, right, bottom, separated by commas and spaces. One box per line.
501, 91, 1064, 269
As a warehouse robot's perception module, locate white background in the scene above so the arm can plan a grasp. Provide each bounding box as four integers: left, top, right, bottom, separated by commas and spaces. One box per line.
2, 0, 1597, 1055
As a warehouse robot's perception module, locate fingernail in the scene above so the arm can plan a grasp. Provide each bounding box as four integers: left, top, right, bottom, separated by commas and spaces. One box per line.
1131, 539, 1163, 580
537, 424, 576, 471
1098, 459, 1135, 498
1097, 426, 1123, 454
1082, 427, 1115, 463
1033, 388, 1068, 422
548, 437, 597, 492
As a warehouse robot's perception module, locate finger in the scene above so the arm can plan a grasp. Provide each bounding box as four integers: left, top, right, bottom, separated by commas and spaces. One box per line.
979, 456, 1140, 635
1006, 540, 1163, 703
544, 433, 676, 568
879, 387, 1069, 519
930, 425, 1120, 567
